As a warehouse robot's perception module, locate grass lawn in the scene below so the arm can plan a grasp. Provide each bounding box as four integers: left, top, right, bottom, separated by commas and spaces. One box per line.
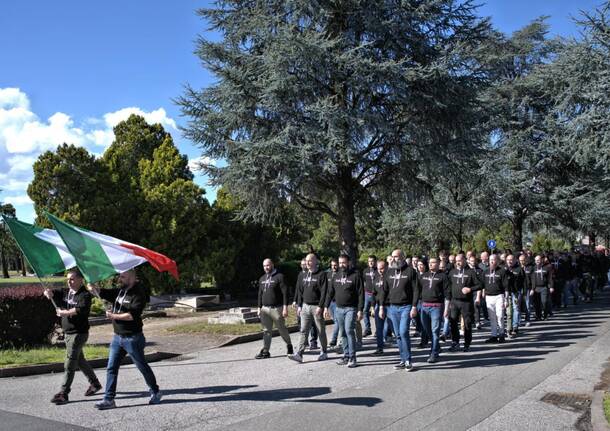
0, 345, 109, 368
604, 392, 610, 425
167, 309, 299, 336
0, 274, 64, 286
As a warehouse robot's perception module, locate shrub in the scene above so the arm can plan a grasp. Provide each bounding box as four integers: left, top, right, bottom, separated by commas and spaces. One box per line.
0, 285, 57, 348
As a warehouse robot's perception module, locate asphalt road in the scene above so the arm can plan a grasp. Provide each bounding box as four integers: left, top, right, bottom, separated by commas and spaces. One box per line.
1, 290, 609, 431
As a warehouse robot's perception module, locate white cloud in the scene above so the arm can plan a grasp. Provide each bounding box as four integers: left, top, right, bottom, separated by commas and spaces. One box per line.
0, 88, 30, 110
188, 156, 216, 174
0, 87, 181, 219
103, 107, 177, 131
1, 195, 33, 205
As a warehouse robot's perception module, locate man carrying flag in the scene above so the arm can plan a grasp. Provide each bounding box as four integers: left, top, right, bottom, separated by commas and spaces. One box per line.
44, 268, 102, 405
43, 213, 178, 409
90, 270, 162, 410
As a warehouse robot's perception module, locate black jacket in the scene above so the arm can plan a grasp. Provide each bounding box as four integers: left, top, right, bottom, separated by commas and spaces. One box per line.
372, 271, 386, 305
482, 267, 511, 296
419, 271, 450, 303
379, 262, 420, 307
362, 268, 377, 295
52, 286, 92, 334
506, 264, 527, 294
295, 268, 328, 308
258, 270, 288, 307
325, 268, 364, 310
99, 283, 147, 336
447, 267, 481, 301
530, 264, 554, 290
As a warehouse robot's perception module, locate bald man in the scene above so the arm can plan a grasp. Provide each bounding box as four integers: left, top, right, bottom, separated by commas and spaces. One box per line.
255, 259, 293, 359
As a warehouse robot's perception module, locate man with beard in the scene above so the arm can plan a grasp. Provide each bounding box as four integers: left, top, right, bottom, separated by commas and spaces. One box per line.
482, 255, 511, 343
447, 255, 480, 352
378, 249, 420, 371
530, 255, 554, 320
467, 255, 485, 330
327, 259, 341, 350
255, 259, 293, 359
505, 254, 526, 338
372, 260, 389, 355
362, 255, 377, 338
289, 254, 328, 363
420, 258, 449, 362
325, 254, 364, 368
293, 257, 319, 350
519, 254, 534, 326
91, 270, 161, 410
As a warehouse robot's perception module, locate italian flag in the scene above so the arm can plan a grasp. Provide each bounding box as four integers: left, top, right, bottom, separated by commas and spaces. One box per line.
46, 212, 179, 284
2, 215, 75, 277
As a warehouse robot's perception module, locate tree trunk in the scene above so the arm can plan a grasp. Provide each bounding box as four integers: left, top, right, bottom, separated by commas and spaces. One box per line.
588, 231, 596, 249
21, 254, 26, 276
336, 171, 358, 263
1, 251, 9, 278
511, 217, 523, 252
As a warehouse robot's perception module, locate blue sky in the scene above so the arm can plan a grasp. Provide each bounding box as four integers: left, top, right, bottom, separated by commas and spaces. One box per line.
0, 0, 606, 223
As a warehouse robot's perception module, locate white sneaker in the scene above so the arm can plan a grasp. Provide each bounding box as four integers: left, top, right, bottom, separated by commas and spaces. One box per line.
318, 352, 328, 361
347, 358, 357, 368
288, 353, 303, 363
405, 361, 414, 371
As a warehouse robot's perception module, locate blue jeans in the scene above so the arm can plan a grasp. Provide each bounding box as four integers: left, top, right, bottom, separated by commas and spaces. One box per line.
374, 304, 385, 349
563, 279, 579, 305
329, 301, 340, 345
335, 306, 357, 359
420, 305, 442, 356
363, 294, 374, 332
104, 333, 159, 401
387, 305, 413, 363
511, 293, 522, 328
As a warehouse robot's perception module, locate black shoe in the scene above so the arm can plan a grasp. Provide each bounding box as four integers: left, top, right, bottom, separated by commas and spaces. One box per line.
439, 334, 446, 342
372, 348, 384, 356
498, 337, 506, 344
255, 349, 270, 359
448, 343, 459, 352
286, 344, 294, 355
363, 330, 372, 337
336, 357, 349, 366
328, 343, 336, 350
51, 392, 68, 405
463, 346, 470, 352
84, 382, 102, 397
484, 337, 498, 344
418, 342, 428, 349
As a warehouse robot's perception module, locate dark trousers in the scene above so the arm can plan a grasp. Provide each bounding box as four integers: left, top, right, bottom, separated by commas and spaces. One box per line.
450, 299, 474, 347
533, 287, 551, 319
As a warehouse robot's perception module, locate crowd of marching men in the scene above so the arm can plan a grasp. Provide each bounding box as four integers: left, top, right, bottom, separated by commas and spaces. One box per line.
42, 246, 610, 409
256, 247, 610, 370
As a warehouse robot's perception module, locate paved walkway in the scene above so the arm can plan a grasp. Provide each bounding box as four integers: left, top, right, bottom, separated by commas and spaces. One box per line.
1, 290, 610, 431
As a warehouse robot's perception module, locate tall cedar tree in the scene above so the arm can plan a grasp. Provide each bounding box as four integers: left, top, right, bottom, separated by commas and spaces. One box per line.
179, 0, 492, 261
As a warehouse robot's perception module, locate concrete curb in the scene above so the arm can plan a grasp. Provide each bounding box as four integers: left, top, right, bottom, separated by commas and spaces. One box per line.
592, 390, 610, 431
214, 319, 335, 348
0, 351, 179, 379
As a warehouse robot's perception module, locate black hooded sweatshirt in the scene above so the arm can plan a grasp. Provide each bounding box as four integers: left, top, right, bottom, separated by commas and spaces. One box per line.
294, 268, 328, 308
379, 262, 420, 306
325, 268, 364, 311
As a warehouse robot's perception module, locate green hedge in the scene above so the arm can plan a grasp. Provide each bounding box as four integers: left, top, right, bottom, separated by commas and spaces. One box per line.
0, 285, 57, 348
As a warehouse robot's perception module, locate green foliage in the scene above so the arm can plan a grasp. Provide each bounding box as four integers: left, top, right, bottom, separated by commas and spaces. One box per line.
180, 0, 494, 261
0, 285, 57, 348
27, 115, 212, 294
531, 232, 571, 255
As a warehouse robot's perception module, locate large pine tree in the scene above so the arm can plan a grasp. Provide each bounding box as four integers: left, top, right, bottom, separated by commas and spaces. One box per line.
179, 0, 492, 260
